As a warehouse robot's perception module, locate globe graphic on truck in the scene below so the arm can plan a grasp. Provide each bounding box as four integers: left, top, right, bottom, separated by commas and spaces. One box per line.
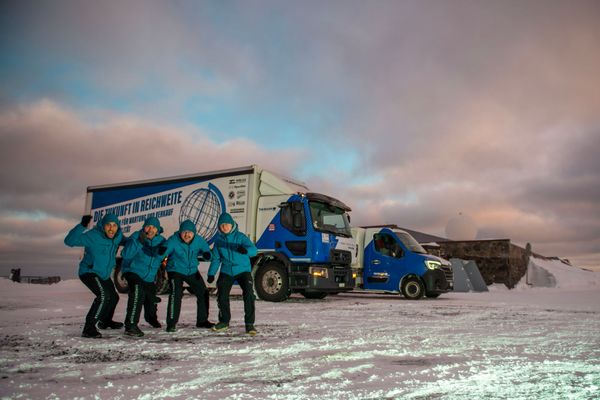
179, 183, 226, 244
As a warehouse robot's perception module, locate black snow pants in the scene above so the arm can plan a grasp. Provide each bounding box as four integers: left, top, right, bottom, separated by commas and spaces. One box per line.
79, 273, 119, 331
216, 272, 255, 326
123, 272, 159, 329
166, 271, 210, 327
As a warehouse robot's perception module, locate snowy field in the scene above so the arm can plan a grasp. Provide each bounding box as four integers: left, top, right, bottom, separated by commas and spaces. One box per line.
1, 257, 599, 400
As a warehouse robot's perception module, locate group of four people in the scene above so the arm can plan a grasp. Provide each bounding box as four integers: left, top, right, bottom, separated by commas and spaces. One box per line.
64, 212, 258, 338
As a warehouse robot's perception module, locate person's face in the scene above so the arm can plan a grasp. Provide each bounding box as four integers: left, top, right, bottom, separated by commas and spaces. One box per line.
144, 225, 158, 239
180, 230, 194, 244
219, 223, 233, 234
103, 222, 118, 239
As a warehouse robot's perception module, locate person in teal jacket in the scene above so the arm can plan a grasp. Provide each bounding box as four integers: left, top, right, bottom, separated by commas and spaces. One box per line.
64, 213, 125, 338
162, 219, 214, 332
121, 217, 166, 337
208, 212, 258, 335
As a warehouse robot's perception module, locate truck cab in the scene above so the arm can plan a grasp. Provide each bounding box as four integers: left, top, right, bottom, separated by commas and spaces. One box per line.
254, 192, 356, 301
352, 226, 453, 299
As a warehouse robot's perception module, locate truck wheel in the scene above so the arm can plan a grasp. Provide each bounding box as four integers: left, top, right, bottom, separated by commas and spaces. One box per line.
300, 291, 328, 300
155, 269, 169, 295
113, 264, 129, 293
426, 292, 441, 298
255, 262, 290, 302
401, 277, 424, 300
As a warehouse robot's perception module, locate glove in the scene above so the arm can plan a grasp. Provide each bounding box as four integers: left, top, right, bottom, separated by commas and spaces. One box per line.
207, 275, 215, 284
236, 245, 248, 255
80, 215, 92, 228
138, 231, 147, 244
201, 251, 211, 261
158, 246, 167, 256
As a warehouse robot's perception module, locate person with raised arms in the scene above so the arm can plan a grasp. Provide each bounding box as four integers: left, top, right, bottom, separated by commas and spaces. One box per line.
64, 213, 125, 338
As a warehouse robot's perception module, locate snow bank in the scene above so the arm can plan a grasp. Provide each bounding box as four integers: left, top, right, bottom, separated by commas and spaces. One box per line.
515, 256, 600, 290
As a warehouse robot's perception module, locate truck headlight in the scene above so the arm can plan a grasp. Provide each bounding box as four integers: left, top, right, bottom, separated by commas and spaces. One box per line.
309, 267, 328, 278
425, 260, 442, 270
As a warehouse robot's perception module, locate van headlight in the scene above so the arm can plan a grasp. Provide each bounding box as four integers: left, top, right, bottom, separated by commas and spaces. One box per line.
425, 260, 442, 270
309, 267, 328, 278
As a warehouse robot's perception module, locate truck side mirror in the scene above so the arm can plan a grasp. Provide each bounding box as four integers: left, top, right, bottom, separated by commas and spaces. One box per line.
293, 213, 304, 229
280, 201, 306, 236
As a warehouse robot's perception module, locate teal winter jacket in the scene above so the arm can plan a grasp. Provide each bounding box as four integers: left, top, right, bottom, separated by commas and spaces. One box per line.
208, 213, 257, 277
121, 218, 167, 283
64, 214, 124, 280
164, 220, 211, 276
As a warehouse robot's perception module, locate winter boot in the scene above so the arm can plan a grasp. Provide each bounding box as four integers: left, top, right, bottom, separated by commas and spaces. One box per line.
147, 319, 162, 328
245, 325, 257, 336
196, 321, 215, 329
98, 320, 124, 329
166, 325, 177, 333
82, 326, 102, 339
212, 322, 229, 332
124, 325, 145, 337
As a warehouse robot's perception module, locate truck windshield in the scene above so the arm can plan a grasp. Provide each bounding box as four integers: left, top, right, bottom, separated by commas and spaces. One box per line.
394, 231, 428, 254
309, 201, 352, 238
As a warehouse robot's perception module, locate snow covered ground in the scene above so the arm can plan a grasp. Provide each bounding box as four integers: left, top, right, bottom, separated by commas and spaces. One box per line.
1, 257, 599, 399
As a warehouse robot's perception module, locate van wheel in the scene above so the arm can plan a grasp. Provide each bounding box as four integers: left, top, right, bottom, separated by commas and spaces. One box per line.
113, 264, 129, 293
255, 262, 290, 302
401, 277, 424, 300
300, 291, 328, 300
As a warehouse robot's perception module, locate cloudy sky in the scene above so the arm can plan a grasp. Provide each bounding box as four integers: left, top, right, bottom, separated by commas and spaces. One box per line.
1, 0, 599, 277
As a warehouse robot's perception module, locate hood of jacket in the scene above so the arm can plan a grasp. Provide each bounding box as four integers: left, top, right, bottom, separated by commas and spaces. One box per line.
143, 216, 163, 234
217, 213, 237, 235
94, 213, 121, 238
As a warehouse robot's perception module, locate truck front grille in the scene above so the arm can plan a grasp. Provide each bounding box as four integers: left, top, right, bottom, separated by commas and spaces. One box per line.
441, 265, 453, 284
330, 249, 351, 265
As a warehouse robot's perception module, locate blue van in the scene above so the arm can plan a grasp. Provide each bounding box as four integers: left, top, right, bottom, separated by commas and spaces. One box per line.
352, 225, 453, 299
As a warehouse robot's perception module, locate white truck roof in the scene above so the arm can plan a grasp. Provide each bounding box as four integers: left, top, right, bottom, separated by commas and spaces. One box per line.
87, 164, 309, 196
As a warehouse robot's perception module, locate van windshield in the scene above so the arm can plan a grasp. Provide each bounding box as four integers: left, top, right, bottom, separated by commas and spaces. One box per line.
309, 201, 352, 238
394, 231, 428, 254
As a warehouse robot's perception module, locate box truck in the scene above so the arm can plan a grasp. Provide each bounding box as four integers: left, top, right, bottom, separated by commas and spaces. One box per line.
351, 225, 453, 299
85, 165, 356, 302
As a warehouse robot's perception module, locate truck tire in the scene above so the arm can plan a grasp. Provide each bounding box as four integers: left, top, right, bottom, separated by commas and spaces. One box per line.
155, 268, 169, 295
300, 291, 328, 299
113, 263, 129, 293
112, 263, 169, 294
401, 277, 425, 300
255, 262, 290, 302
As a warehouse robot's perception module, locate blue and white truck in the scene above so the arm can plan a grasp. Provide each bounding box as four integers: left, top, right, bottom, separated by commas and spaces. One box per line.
351, 225, 453, 299
84, 165, 356, 302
